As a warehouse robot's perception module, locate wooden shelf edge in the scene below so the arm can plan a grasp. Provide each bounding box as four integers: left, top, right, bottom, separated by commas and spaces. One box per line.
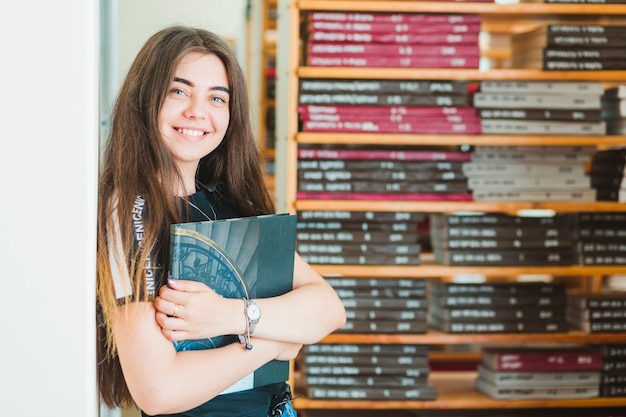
320, 330, 626, 345
295, 200, 626, 214
293, 371, 626, 410
297, 67, 626, 81
297, 0, 626, 15
312, 264, 626, 278
296, 132, 626, 146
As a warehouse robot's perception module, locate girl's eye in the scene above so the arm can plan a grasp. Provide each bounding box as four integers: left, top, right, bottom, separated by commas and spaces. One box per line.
211, 96, 227, 104
170, 88, 187, 97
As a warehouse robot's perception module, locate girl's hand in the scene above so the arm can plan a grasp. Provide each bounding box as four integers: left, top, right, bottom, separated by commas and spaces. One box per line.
154, 279, 244, 341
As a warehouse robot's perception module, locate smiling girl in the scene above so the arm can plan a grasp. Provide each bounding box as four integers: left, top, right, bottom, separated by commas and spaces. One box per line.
96, 26, 345, 417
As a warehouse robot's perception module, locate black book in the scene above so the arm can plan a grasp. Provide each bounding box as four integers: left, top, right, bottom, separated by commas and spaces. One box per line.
432, 293, 568, 308
544, 47, 626, 60
579, 242, 626, 253
302, 254, 421, 265
305, 375, 429, 387
297, 230, 418, 244
297, 242, 421, 256
325, 277, 427, 290
304, 364, 429, 378
299, 92, 468, 107
429, 281, 567, 296
338, 319, 428, 334
306, 386, 437, 401
569, 318, 626, 333
582, 253, 626, 265
431, 225, 575, 240
335, 287, 426, 299
297, 220, 416, 232
568, 292, 626, 309
434, 236, 573, 250
345, 309, 427, 321
298, 179, 470, 194
341, 297, 428, 310
303, 354, 429, 367
298, 168, 466, 182
297, 210, 424, 222
434, 249, 577, 266
544, 59, 626, 71
431, 306, 566, 322
430, 316, 568, 333
305, 344, 429, 356
578, 227, 626, 240
299, 78, 468, 95
298, 159, 466, 173
431, 212, 574, 227
578, 212, 626, 224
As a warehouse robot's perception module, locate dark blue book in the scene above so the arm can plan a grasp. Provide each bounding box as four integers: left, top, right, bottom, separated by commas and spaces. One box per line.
169, 213, 296, 392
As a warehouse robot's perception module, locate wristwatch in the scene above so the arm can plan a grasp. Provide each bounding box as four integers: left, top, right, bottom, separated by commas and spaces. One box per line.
245, 299, 262, 334
239, 299, 262, 350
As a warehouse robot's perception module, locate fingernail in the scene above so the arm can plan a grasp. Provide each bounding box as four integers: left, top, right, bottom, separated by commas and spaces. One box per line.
168, 278, 178, 287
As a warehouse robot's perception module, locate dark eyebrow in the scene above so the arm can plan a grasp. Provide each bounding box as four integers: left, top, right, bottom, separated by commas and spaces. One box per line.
173, 77, 231, 95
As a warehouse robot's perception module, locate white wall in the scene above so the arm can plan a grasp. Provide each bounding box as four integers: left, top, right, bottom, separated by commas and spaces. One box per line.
0, 0, 99, 416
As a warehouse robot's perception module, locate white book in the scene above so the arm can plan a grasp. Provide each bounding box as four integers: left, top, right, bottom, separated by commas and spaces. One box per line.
481, 81, 605, 96
477, 365, 601, 387
475, 378, 599, 400
473, 93, 601, 109
468, 175, 591, 190
481, 119, 606, 135
472, 189, 596, 202
463, 162, 586, 177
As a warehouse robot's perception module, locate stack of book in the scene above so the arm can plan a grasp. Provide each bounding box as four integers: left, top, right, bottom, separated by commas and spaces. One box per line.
599, 344, 626, 397
602, 85, 626, 135
464, 145, 596, 202
296, 210, 423, 265
428, 281, 569, 333
297, 146, 473, 202
589, 148, 626, 202
326, 277, 428, 334
567, 292, 626, 332
298, 78, 481, 134
475, 348, 602, 399
511, 24, 626, 70
429, 213, 579, 266
577, 212, 626, 264
300, 343, 437, 400
303, 11, 481, 68
473, 81, 606, 136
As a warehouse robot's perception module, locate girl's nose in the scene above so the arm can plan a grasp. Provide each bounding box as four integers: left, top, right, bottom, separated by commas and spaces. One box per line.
184, 96, 207, 119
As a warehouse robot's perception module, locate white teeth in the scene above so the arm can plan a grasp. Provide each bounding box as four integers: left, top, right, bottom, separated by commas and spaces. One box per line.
177, 128, 205, 137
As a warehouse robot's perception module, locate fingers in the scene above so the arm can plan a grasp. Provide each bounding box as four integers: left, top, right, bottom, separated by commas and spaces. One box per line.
167, 278, 213, 293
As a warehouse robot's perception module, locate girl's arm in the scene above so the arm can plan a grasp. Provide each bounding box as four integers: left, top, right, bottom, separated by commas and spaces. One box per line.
155, 253, 346, 345
114, 301, 300, 415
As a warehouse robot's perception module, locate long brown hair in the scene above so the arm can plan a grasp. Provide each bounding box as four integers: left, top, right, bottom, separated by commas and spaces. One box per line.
96, 26, 274, 408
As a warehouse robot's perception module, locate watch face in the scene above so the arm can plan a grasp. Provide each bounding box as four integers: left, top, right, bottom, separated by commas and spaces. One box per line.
247, 303, 262, 321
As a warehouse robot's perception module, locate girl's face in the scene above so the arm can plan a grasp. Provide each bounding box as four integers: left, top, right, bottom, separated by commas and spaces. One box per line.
158, 52, 231, 178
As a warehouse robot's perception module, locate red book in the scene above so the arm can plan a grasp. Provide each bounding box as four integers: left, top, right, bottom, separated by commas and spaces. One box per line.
309, 21, 481, 35
308, 12, 482, 25
296, 192, 473, 201
481, 348, 604, 372
310, 31, 480, 45
298, 148, 472, 161
301, 120, 482, 134
308, 43, 480, 57
308, 55, 480, 69
298, 105, 478, 118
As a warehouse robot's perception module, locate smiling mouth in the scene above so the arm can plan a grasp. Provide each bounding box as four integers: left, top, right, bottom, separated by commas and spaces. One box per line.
177, 128, 207, 137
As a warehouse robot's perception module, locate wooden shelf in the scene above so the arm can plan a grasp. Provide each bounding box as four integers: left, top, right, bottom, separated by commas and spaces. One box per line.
293, 371, 626, 410
295, 200, 626, 215
320, 330, 626, 345
311, 263, 626, 278
298, 1, 626, 16
298, 67, 626, 82
296, 132, 626, 146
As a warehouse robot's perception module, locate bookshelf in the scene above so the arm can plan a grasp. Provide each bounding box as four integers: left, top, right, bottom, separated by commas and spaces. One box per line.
277, 0, 626, 413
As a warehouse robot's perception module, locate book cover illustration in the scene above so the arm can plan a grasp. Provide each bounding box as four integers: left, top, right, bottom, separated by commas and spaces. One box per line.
169, 213, 296, 390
